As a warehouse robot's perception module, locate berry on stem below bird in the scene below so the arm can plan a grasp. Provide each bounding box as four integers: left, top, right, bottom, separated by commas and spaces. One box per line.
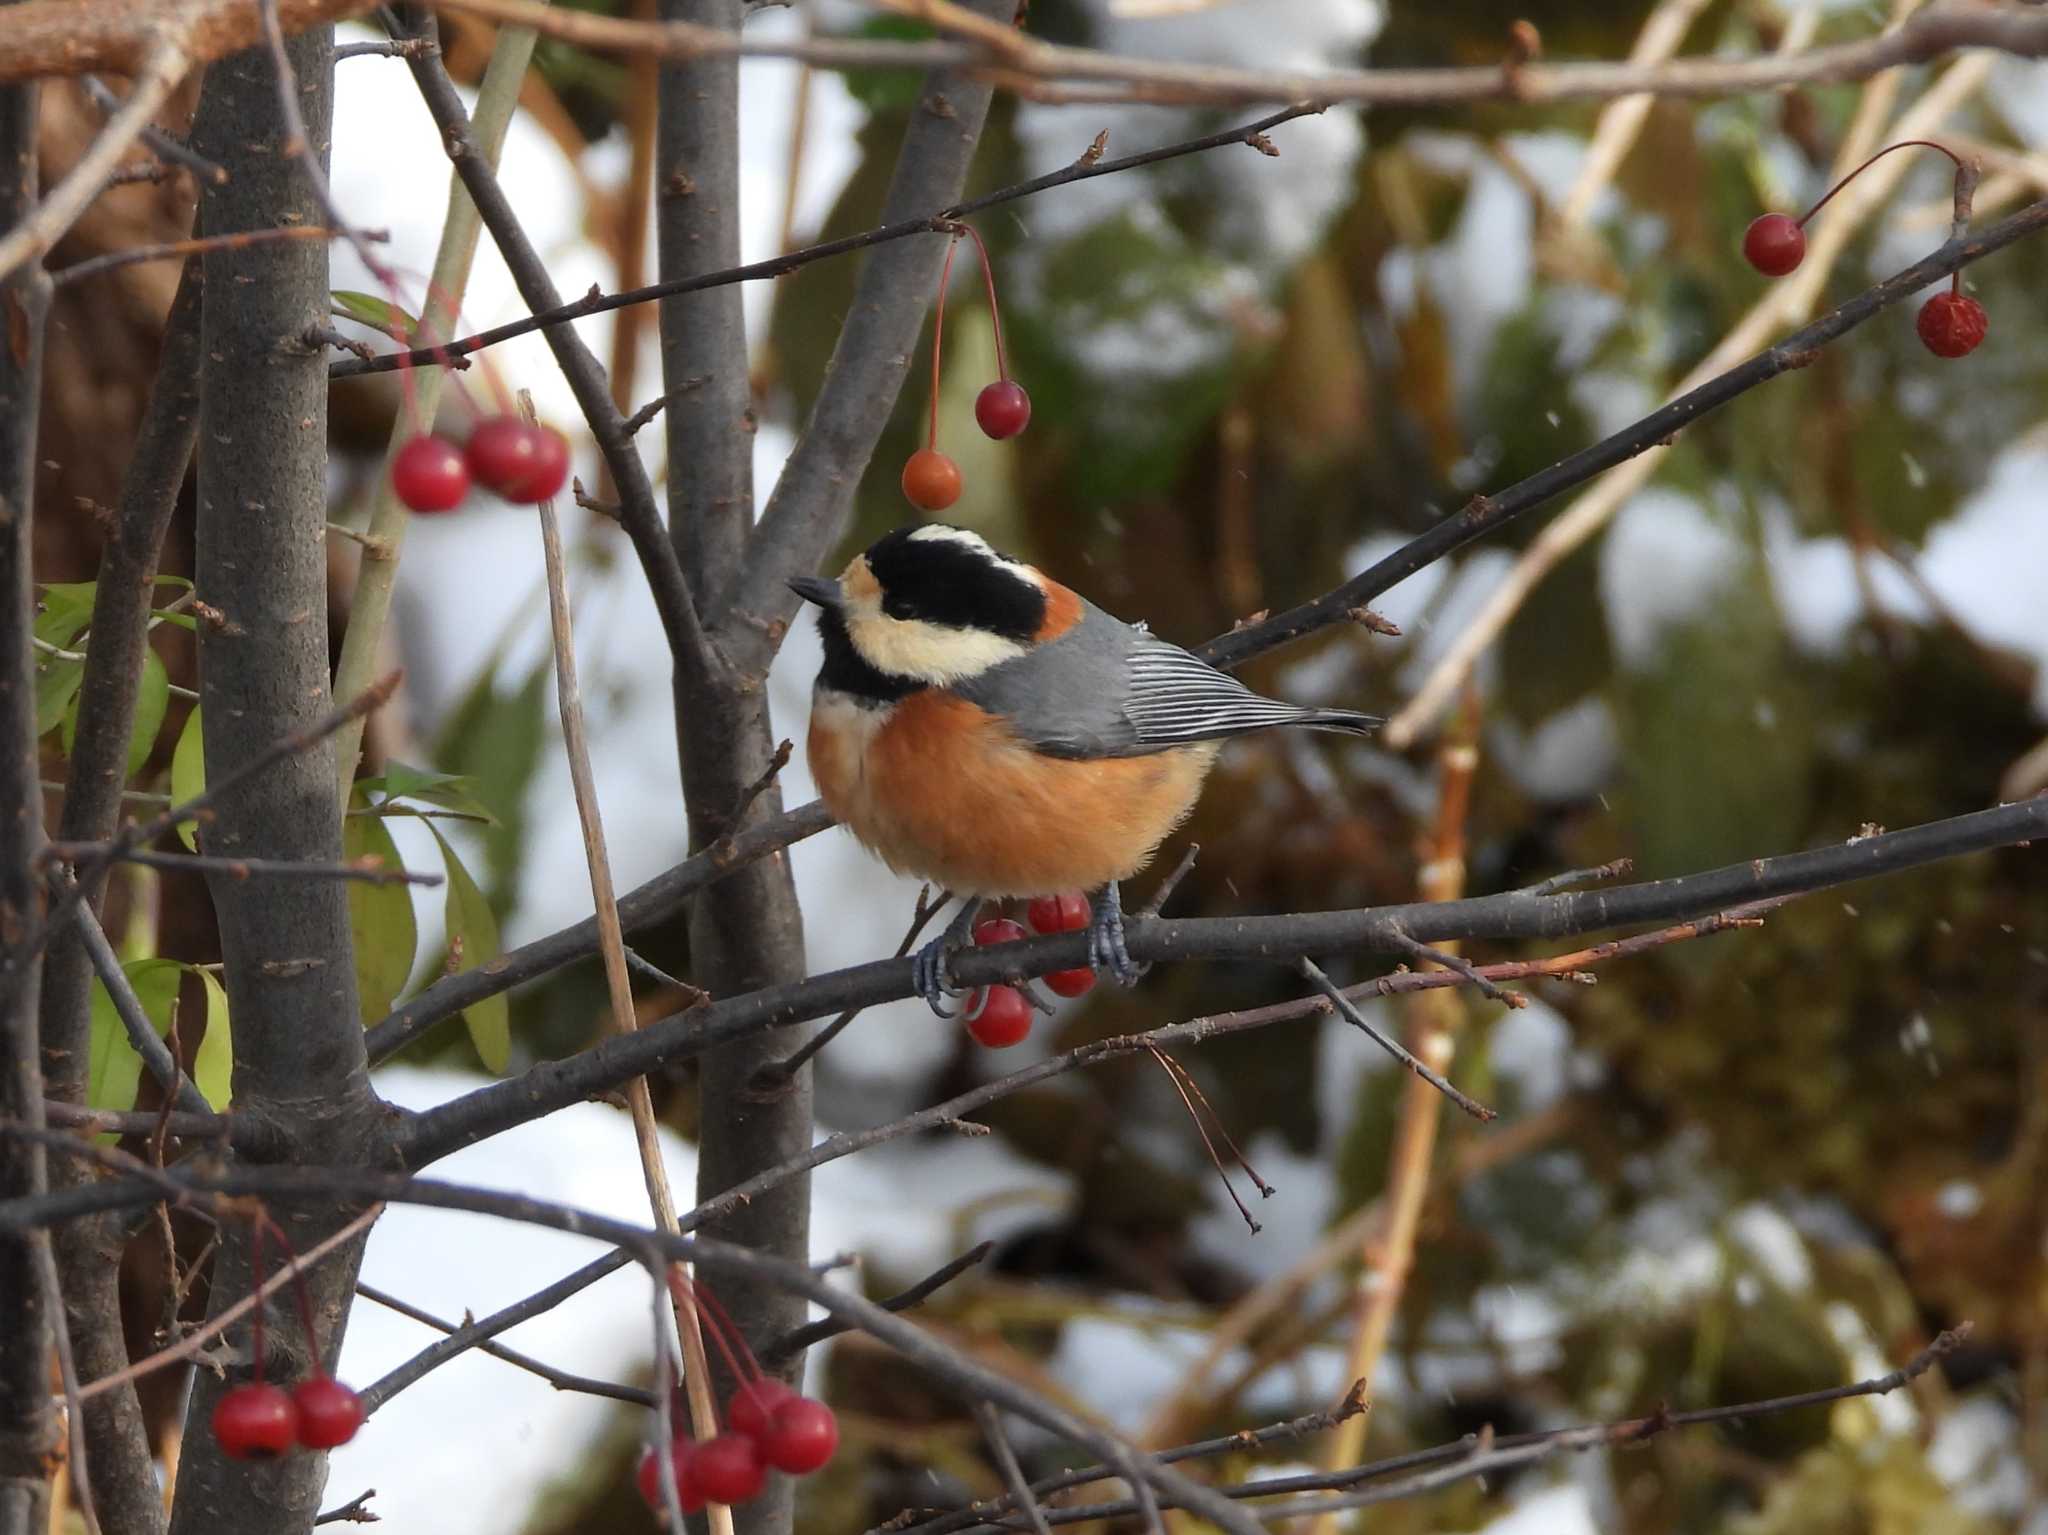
964, 985, 1032, 1047
1916, 290, 1988, 358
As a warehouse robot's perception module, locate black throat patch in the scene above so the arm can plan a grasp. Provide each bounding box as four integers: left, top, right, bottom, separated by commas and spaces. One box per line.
815, 605, 923, 705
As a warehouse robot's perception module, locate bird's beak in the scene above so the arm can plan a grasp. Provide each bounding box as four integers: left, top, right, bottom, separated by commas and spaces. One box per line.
787, 575, 843, 609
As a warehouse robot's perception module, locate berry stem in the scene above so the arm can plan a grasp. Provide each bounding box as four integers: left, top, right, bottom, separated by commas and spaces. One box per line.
690, 1276, 767, 1385
669, 1269, 759, 1390
927, 232, 964, 452
262, 1215, 328, 1373
949, 221, 1010, 383
1795, 139, 1969, 230
248, 1218, 270, 1384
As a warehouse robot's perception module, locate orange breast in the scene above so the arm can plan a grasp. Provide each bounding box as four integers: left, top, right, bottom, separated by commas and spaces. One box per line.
811, 691, 1215, 897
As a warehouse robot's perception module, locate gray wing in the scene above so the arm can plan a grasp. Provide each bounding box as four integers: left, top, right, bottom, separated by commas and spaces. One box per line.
955, 600, 1379, 760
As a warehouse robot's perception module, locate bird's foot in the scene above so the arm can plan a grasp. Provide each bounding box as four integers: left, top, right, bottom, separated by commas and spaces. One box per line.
912, 898, 983, 1016
1086, 882, 1144, 987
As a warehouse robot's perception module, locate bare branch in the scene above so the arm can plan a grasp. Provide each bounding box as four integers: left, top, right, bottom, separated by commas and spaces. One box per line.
397, 795, 2048, 1165
330, 105, 1319, 380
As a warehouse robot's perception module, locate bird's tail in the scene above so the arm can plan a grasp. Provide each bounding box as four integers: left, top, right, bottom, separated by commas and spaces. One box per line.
1293, 708, 1382, 736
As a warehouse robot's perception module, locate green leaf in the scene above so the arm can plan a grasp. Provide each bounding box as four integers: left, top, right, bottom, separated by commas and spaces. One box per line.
85, 959, 184, 1136
191, 967, 233, 1110
332, 289, 420, 339
427, 823, 508, 1073
345, 799, 418, 1027
357, 763, 500, 825
35, 653, 84, 738
123, 651, 170, 777
35, 582, 98, 648
171, 706, 205, 851
433, 656, 549, 900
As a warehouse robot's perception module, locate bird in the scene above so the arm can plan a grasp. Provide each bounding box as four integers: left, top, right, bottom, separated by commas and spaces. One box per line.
788, 524, 1380, 1011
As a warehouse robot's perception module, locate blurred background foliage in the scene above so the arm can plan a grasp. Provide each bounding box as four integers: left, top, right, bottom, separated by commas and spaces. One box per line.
41, 0, 2038, 1529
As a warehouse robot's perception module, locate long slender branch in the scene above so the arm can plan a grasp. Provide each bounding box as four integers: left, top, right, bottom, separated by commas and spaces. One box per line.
0, 1164, 1272, 1535
1198, 194, 2048, 672
354, 1282, 655, 1407
925, 1327, 1967, 1529
6, 0, 2048, 102
397, 794, 2048, 1166
362, 798, 834, 1062
328, 105, 1317, 380
419, 0, 2048, 109
0, 53, 54, 1529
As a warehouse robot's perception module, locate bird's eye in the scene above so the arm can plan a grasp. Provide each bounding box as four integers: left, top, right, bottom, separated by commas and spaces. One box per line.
882, 593, 918, 620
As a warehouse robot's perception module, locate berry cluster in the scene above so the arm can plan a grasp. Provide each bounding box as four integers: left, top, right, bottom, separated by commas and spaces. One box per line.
635, 1282, 839, 1517
213, 1375, 365, 1460
391, 414, 571, 515
208, 1218, 364, 1460
961, 893, 1095, 1050
902, 223, 1032, 513
1742, 139, 1988, 359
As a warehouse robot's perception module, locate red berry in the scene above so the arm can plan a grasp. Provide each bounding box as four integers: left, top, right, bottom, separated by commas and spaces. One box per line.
1025, 892, 1090, 934
1044, 967, 1096, 998
901, 449, 963, 511
761, 1396, 839, 1476
1742, 213, 1806, 276
391, 435, 470, 513
965, 986, 1032, 1048
636, 1438, 707, 1514
291, 1376, 363, 1449
466, 416, 572, 503
1916, 291, 1987, 358
974, 380, 1032, 440
212, 1383, 299, 1460
973, 917, 1028, 947
727, 1378, 796, 1437
693, 1432, 766, 1506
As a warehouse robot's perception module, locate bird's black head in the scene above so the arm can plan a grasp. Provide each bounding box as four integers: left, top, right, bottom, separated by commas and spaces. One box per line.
860, 524, 1048, 642
791, 525, 1051, 702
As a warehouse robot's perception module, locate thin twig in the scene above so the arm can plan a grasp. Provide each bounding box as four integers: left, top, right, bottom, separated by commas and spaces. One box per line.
60, 880, 216, 1120
35, 1232, 101, 1535
312, 1488, 380, 1525
50, 226, 373, 288
43, 843, 442, 887
975, 1403, 1052, 1535
330, 106, 1321, 378
34, 671, 403, 957
78, 1204, 384, 1401
526, 391, 728, 1529
1297, 958, 1495, 1122
766, 886, 948, 1080
79, 75, 227, 185
355, 1282, 655, 1407
0, 35, 193, 279
761, 1240, 994, 1364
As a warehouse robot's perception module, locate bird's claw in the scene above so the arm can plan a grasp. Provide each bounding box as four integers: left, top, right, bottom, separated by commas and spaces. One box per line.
912, 898, 983, 1017
1087, 883, 1144, 987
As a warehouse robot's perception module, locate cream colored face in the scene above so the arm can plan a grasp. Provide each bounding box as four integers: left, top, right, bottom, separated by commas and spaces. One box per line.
833, 552, 1035, 686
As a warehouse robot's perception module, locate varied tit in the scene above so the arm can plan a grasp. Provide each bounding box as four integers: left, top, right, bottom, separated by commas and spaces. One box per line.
789, 524, 1380, 1012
